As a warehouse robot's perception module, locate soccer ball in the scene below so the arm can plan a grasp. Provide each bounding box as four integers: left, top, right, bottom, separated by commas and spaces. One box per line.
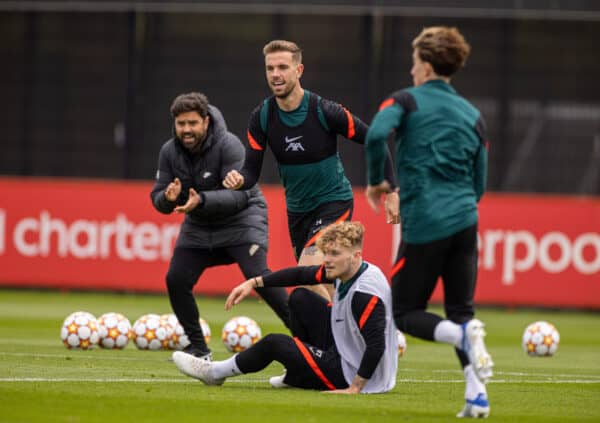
397, 330, 407, 357
132, 314, 170, 350
222, 316, 262, 353
60, 311, 99, 350
159, 314, 176, 346
161, 314, 211, 350
522, 321, 560, 356
163, 313, 188, 350
200, 318, 211, 343
97, 312, 132, 349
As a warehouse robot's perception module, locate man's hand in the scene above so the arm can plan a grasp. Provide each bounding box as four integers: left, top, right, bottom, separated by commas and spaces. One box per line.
365, 180, 392, 213
366, 181, 400, 225
164, 177, 182, 202
324, 375, 366, 394
384, 190, 400, 224
222, 170, 245, 190
174, 188, 202, 213
225, 278, 260, 310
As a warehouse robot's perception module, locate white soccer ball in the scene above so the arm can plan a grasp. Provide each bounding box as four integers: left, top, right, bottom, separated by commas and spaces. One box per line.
159, 314, 176, 345
60, 311, 100, 350
522, 321, 560, 356
222, 316, 261, 353
397, 330, 407, 357
164, 314, 189, 350
161, 314, 211, 350
97, 312, 132, 349
200, 318, 211, 344
133, 314, 170, 350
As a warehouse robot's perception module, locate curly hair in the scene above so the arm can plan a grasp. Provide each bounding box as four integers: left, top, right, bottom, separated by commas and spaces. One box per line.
170, 92, 209, 118
316, 221, 364, 252
412, 26, 471, 77
263, 39, 303, 64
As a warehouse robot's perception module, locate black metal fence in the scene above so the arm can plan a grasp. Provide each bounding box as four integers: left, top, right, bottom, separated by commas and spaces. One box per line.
1, 1, 599, 194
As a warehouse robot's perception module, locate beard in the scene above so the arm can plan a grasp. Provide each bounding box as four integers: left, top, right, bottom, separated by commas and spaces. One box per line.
179, 132, 204, 152
272, 81, 295, 99
275, 89, 293, 99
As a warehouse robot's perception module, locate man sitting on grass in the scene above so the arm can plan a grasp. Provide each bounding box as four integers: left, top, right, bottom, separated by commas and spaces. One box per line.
173, 221, 398, 394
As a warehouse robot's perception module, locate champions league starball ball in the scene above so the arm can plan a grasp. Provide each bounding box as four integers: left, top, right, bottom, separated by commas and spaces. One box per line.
161, 313, 211, 350
97, 312, 132, 349
132, 314, 170, 350
397, 330, 407, 357
522, 321, 560, 357
222, 316, 262, 353
60, 311, 100, 350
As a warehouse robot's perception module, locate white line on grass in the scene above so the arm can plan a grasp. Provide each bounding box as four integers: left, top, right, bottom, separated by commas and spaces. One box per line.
1, 377, 599, 384
0, 377, 267, 383
399, 379, 600, 384
492, 370, 600, 379
423, 368, 600, 379
1, 351, 168, 362
5, 352, 600, 381
0, 339, 59, 346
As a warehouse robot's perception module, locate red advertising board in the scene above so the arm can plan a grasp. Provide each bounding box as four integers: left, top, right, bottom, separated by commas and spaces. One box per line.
0, 177, 598, 308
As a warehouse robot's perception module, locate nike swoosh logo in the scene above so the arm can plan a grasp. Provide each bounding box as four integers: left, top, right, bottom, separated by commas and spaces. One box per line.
285, 135, 303, 143
335, 319, 344, 322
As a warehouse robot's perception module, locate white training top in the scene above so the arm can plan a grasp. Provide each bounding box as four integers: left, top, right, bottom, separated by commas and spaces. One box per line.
331, 262, 398, 393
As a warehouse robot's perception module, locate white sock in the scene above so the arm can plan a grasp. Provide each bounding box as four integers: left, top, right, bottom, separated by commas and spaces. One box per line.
433, 320, 463, 348
464, 364, 486, 400
210, 355, 243, 379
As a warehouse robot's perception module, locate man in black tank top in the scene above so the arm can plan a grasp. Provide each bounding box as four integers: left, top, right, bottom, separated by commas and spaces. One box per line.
223, 40, 397, 301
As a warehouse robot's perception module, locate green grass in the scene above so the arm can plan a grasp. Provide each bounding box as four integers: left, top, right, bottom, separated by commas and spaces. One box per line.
1, 289, 599, 422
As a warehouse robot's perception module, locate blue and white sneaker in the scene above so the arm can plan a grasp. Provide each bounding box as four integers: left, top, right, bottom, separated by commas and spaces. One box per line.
462, 319, 494, 383
456, 393, 490, 418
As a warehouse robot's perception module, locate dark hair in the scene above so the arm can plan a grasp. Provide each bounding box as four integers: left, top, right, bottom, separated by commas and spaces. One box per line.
412, 27, 471, 77
263, 40, 303, 63
170, 92, 209, 118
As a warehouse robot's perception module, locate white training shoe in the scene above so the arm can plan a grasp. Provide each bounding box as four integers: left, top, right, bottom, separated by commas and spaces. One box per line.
456, 393, 490, 418
462, 319, 494, 384
172, 351, 224, 385
269, 372, 290, 389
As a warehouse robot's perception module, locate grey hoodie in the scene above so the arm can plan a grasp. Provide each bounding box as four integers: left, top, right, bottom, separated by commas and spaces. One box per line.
150, 105, 268, 249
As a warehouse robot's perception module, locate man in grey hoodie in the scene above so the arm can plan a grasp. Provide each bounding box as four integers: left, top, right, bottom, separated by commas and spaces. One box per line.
151, 92, 290, 359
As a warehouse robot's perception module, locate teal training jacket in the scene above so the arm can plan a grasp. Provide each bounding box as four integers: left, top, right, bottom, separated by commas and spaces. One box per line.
366, 80, 488, 244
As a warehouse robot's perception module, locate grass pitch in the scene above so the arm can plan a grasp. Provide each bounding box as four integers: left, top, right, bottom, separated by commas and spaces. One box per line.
0, 289, 599, 422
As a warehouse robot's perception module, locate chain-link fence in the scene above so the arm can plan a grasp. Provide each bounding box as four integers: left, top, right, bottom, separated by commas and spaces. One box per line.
1, 1, 598, 194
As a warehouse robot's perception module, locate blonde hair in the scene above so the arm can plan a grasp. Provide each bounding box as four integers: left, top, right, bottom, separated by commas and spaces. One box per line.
412, 26, 471, 77
263, 39, 303, 63
316, 221, 364, 252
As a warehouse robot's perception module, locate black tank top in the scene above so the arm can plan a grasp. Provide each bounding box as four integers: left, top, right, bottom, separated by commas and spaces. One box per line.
265, 92, 338, 165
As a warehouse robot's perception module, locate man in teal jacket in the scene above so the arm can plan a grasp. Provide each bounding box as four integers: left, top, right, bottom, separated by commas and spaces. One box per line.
365, 26, 493, 418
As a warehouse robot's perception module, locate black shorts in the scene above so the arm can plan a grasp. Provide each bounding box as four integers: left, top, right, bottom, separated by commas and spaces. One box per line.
287, 199, 353, 261
391, 223, 478, 324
